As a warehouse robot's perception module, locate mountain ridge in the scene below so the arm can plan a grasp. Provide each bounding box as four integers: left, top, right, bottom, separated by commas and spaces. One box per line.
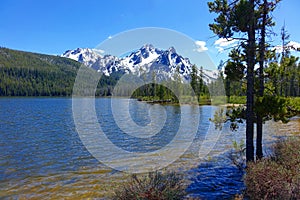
62, 45, 219, 84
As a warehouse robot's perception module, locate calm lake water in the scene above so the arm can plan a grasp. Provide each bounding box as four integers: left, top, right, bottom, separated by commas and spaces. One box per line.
0, 98, 299, 199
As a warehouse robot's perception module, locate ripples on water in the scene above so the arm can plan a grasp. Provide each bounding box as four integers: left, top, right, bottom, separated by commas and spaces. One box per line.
0, 98, 299, 199
187, 155, 245, 200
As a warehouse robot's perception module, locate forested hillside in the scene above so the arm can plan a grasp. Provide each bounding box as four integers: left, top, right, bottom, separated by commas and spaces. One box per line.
0, 47, 121, 96
0, 47, 81, 96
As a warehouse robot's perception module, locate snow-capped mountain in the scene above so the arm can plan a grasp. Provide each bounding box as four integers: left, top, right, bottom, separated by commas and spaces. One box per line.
62, 48, 102, 67
61, 45, 218, 83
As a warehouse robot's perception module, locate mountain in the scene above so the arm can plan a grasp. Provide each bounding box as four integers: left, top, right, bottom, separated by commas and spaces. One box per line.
62, 44, 218, 84
61, 48, 102, 67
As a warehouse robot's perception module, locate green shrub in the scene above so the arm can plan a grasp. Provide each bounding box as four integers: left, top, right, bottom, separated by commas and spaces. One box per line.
113, 171, 187, 200
228, 96, 246, 104
289, 97, 300, 115
244, 137, 300, 200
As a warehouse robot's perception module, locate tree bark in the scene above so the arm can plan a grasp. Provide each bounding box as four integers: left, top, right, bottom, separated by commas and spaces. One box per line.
226, 78, 231, 103
256, 0, 268, 160
246, 0, 256, 162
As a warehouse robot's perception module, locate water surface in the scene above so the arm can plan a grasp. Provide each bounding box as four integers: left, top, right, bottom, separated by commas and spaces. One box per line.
0, 98, 298, 199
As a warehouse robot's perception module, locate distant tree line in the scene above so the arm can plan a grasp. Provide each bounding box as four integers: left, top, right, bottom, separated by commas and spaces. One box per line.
223, 45, 300, 101
130, 66, 211, 104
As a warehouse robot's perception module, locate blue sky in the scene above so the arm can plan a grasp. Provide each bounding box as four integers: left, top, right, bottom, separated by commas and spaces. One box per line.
1, 0, 300, 69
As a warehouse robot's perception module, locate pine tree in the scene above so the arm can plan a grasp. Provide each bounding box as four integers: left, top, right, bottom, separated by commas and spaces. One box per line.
208, 0, 257, 161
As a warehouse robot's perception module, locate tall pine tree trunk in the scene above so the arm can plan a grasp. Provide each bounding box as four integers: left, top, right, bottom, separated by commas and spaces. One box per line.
256, 0, 268, 160
246, 0, 256, 162
226, 78, 231, 103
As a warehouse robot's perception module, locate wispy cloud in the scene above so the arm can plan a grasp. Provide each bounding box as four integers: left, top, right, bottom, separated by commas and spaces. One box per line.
194, 40, 208, 52
273, 41, 300, 53
92, 49, 105, 55
214, 38, 238, 52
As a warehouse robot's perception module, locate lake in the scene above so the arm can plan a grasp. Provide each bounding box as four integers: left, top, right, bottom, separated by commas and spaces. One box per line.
0, 98, 299, 199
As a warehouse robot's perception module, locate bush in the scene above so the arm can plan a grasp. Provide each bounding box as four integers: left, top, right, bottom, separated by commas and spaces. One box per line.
244, 137, 300, 199
113, 171, 187, 200
228, 96, 246, 104
273, 137, 300, 169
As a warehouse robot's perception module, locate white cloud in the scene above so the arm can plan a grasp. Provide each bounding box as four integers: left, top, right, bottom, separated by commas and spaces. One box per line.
108, 35, 113, 39
214, 38, 238, 53
287, 41, 300, 51
273, 41, 300, 53
273, 45, 283, 54
216, 46, 224, 53
194, 40, 208, 52
214, 38, 237, 47
92, 49, 105, 55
